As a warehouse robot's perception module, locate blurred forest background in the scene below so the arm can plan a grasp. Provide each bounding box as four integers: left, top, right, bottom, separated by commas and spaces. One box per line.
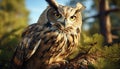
0, 0, 120, 69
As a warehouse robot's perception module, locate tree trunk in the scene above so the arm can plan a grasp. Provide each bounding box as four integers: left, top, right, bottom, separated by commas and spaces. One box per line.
99, 0, 112, 44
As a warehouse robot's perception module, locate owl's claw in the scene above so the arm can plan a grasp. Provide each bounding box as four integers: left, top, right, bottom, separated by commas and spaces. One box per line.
48, 60, 69, 69
62, 60, 69, 65
48, 63, 60, 69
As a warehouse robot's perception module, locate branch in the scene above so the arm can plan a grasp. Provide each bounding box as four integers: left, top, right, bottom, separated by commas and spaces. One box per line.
83, 8, 120, 21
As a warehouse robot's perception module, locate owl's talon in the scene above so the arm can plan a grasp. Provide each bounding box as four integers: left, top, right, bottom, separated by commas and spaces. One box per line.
57, 60, 69, 65
63, 60, 69, 64
48, 63, 60, 69
66, 60, 69, 64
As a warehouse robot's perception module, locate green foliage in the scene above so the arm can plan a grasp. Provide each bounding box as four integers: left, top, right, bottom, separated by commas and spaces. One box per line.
69, 33, 120, 69
0, 0, 29, 68
79, 33, 104, 54
79, 33, 120, 69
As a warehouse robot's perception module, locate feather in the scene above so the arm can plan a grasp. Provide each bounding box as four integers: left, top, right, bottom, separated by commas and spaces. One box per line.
46, 0, 58, 10
26, 39, 41, 60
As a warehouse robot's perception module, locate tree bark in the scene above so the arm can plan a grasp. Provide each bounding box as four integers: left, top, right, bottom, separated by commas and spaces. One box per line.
99, 0, 112, 44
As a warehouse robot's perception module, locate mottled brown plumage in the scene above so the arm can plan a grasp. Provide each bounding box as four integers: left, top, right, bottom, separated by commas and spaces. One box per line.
10, 0, 85, 69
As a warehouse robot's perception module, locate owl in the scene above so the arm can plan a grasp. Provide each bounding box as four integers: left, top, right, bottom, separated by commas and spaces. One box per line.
10, 0, 85, 69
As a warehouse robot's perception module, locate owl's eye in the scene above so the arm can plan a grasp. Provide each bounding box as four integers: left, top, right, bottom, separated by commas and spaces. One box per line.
54, 13, 61, 18
70, 16, 76, 21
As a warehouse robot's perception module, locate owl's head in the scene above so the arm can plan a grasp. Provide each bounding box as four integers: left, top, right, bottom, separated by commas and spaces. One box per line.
38, 0, 85, 29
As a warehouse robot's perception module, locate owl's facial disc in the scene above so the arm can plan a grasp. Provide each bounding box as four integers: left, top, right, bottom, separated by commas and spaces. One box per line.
47, 7, 78, 29
46, 1, 85, 29
56, 7, 79, 28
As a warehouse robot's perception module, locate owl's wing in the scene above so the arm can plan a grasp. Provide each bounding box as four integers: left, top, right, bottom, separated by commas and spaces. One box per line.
11, 23, 43, 68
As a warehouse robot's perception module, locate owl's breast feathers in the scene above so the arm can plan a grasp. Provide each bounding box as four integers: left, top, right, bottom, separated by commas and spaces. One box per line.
12, 23, 81, 67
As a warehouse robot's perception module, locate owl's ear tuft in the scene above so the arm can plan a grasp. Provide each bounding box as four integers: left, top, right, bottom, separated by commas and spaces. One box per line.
46, 0, 59, 10
76, 2, 85, 12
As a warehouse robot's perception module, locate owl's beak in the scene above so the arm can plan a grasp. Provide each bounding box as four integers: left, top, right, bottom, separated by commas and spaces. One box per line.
58, 18, 68, 28
61, 19, 67, 28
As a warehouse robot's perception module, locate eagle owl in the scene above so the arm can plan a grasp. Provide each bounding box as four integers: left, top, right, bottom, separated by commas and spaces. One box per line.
10, 0, 85, 69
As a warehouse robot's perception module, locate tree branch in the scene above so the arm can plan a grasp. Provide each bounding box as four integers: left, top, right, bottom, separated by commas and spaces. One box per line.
83, 8, 120, 21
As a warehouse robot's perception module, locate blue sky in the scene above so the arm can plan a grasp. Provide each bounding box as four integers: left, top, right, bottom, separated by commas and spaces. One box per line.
25, 0, 93, 28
